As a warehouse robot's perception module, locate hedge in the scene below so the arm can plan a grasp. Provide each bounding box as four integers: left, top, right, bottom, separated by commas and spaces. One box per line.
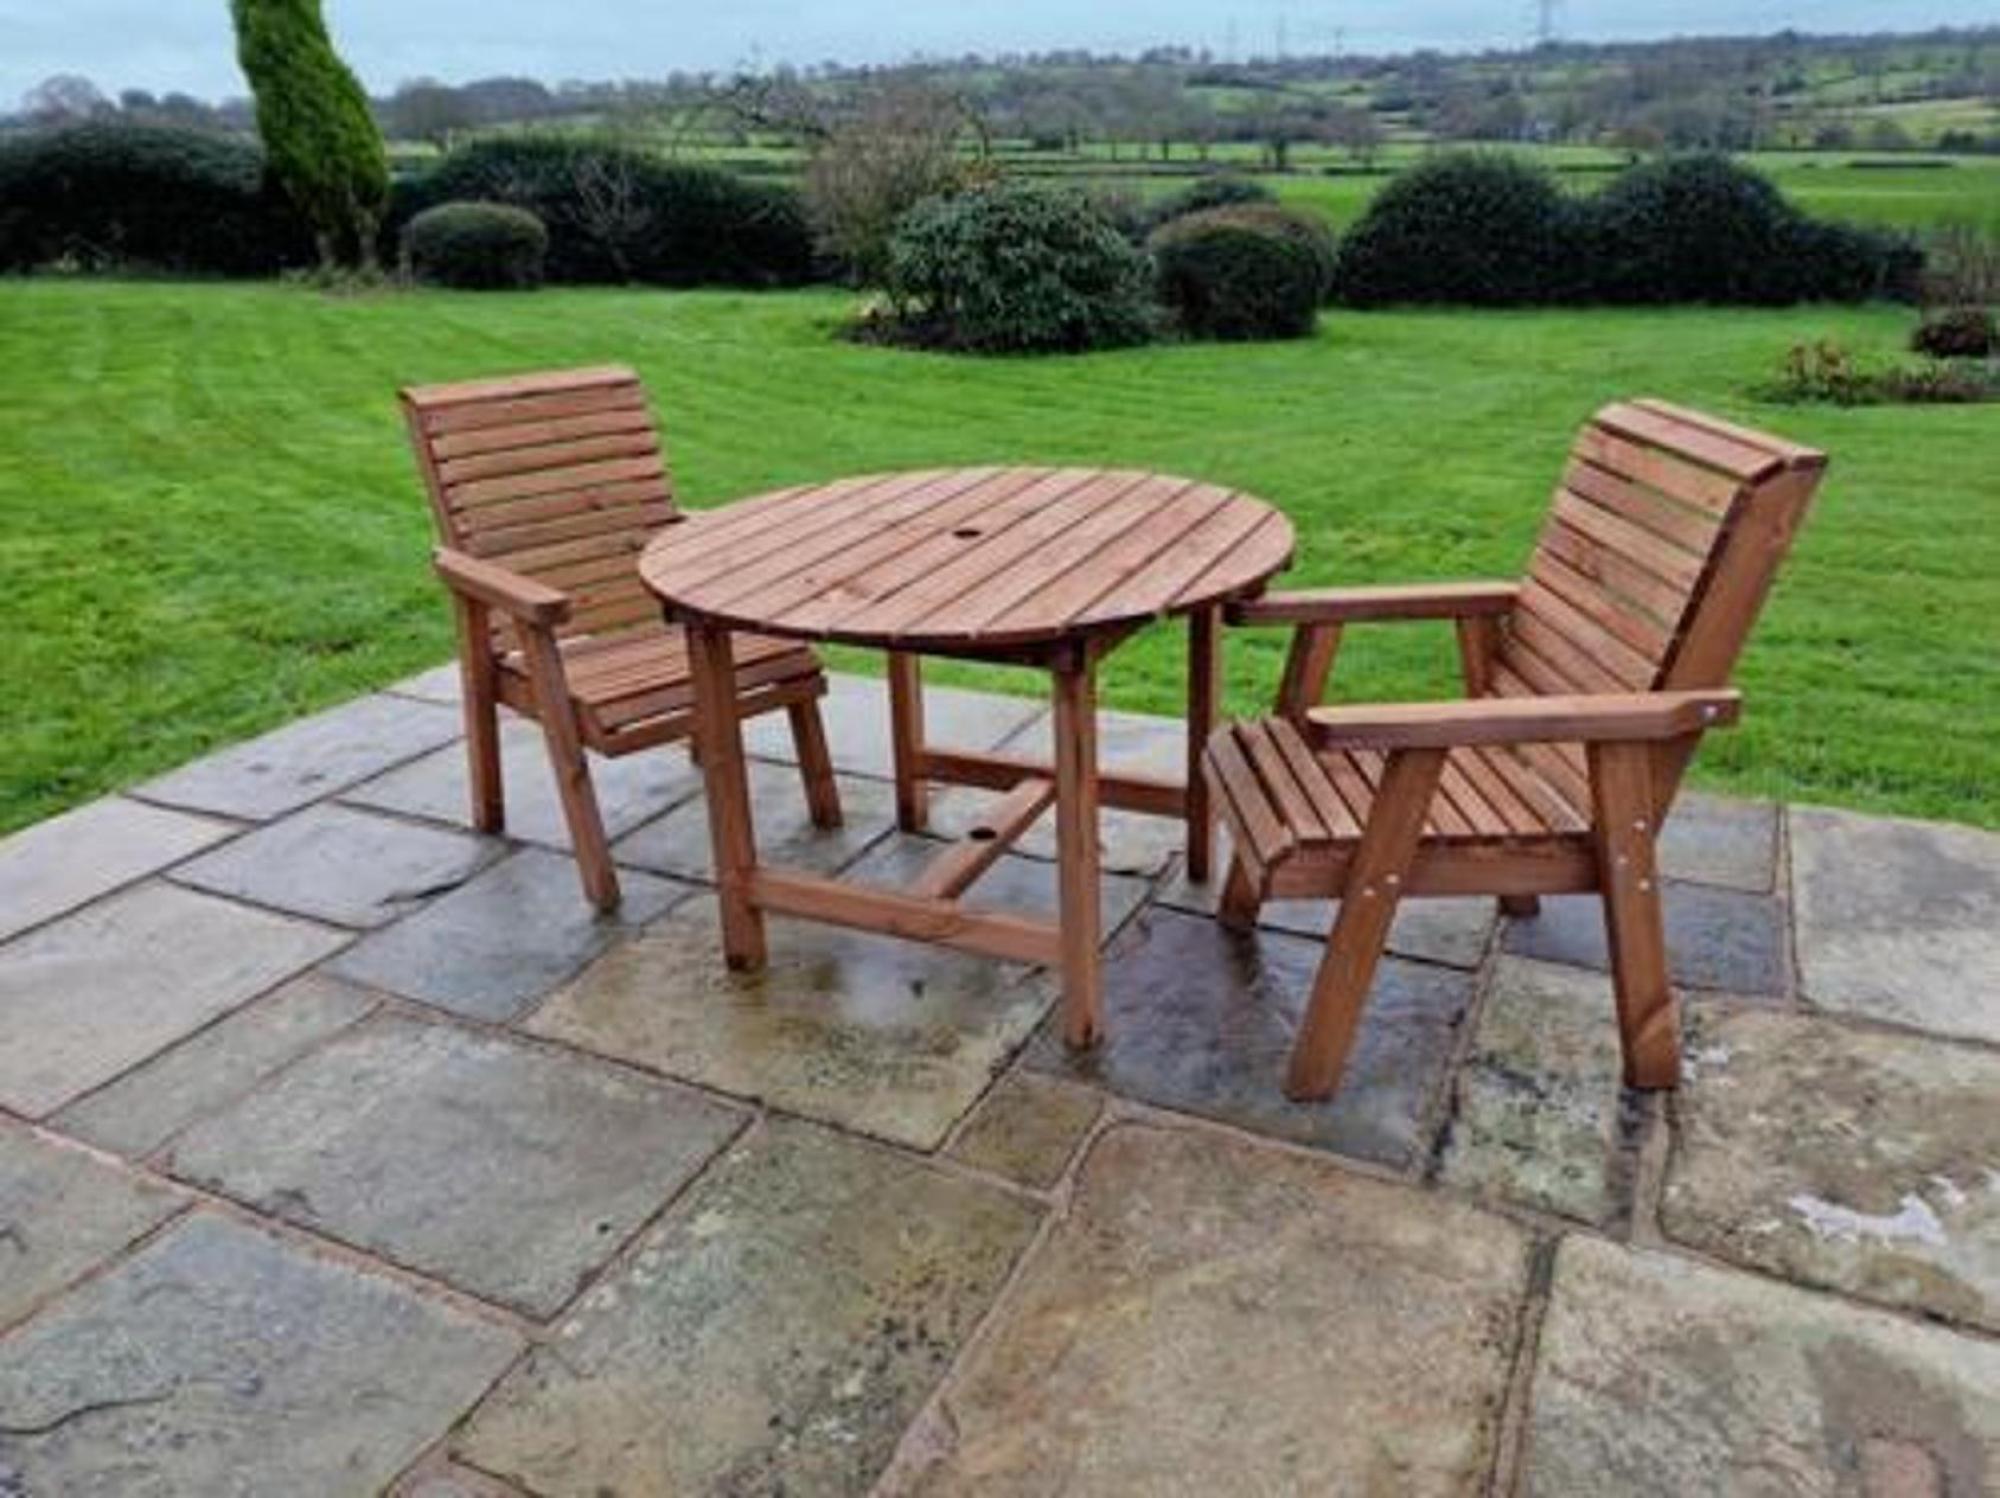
402, 201, 547, 290
1152, 208, 1324, 341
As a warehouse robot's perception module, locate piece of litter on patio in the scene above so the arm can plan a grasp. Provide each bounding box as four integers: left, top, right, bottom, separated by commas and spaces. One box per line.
1788, 1192, 1947, 1248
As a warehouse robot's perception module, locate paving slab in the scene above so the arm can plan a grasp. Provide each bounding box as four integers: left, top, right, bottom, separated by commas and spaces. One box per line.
945, 1072, 1103, 1190
326, 849, 684, 1023
1502, 881, 1787, 995
612, 763, 896, 881
163, 1012, 743, 1318
385, 661, 465, 705
926, 707, 1196, 876
1523, 1234, 2000, 1496
0, 796, 235, 942
134, 692, 462, 821
345, 717, 706, 851
53, 973, 380, 1158
881, 1122, 1532, 1497
1157, 830, 1496, 968
1438, 958, 1629, 1225
1661, 1004, 2000, 1334
846, 833, 1152, 937
1030, 907, 1473, 1170
0, 882, 347, 1117
1658, 791, 1780, 893
454, 1118, 1041, 1497
529, 894, 1057, 1150
0, 1212, 521, 1494
171, 803, 503, 928
0, 1124, 183, 1329
1790, 805, 2000, 1045
742, 671, 1044, 778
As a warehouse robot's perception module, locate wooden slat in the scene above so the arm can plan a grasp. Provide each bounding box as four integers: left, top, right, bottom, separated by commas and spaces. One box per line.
1530, 549, 1676, 661
455, 479, 671, 538
1070, 489, 1267, 625
437, 429, 662, 487
1563, 460, 1721, 554
1438, 755, 1511, 838
1536, 518, 1694, 626
1205, 728, 1293, 868
920, 748, 1185, 819
1593, 402, 1783, 484
1171, 510, 1296, 610
1515, 579, 1657, 690
1004, 481, 1236, 631
1237, 720, 1332, 842
1267, 717, 1362, 839
405, 364, 637, 410
429, 406, 660, 462
446, 454, 671, 511
1549, 491, 1705, 593
910, 779, 1056, 900
750, 869, 1061, 967
470, 502, 677, 561
418, 382, 646, 436
1631, 398, 1824, 466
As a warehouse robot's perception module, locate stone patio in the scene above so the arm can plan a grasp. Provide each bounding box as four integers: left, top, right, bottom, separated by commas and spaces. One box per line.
2, 669, 1997, 1495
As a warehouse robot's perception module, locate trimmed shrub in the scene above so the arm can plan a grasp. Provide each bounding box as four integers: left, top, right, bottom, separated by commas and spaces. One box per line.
0, 123, 312, 275
402, 135, 814, 287
229, 0, 389, 268
1189, 202, 1338, 302
881, 182, 1156, 354
1152, 208, 1323, 341
1912, 306, 1998, 359
1332, 152, 1580, 307
403, 201, 546, 289
1586, 154, 1916, 304
1146, 173, 1276, 231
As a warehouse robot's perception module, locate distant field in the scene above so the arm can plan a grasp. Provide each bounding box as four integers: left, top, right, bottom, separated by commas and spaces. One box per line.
3, 281, 1994, 834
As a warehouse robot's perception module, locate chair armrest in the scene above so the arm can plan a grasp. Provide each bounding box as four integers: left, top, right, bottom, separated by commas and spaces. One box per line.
1306, 691, 1741, 750
433, 548, 571, 627
1227, 582, 1519, 626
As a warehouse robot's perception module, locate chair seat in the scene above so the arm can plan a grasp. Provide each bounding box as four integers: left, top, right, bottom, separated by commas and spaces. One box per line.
498, 623, 823, 752
1205, 716, 1589, 871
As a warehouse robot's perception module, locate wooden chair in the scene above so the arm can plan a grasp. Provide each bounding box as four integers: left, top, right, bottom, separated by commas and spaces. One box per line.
1204, 399, 1826, 1101
402, 365, 841, 910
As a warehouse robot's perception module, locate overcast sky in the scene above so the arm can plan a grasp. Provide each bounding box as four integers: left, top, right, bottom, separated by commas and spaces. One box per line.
3, 1, 1990, 106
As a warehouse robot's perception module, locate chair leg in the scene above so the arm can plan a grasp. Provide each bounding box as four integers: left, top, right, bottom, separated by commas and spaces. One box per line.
1588, 742, 1680, 1089
788, 697, 843, 829
451, 598, 505, 834
1218, 854, 1262, 933
519, 630, 620, 912
1499, 895, 1542, 918
1286, 748, 1444, 1101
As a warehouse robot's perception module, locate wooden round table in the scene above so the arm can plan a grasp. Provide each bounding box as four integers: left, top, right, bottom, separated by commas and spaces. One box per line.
640, 466, 1294, 1045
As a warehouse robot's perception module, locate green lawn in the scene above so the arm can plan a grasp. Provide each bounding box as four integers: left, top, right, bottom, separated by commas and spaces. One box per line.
2, 280, 1996, 834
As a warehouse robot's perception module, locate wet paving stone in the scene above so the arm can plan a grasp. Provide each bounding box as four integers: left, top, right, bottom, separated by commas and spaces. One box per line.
612, 764, 896, 882
135, 693, 463, 822
162, 1012, 744, 1318
880, 1122, 1532, 1497
0, 883, 347, 1117
1438, 958, 1629, 1225
1156, 830, 1496, 969
1661, 1005, 2000, 1334
53, 973, 380, 1158
945, 1072, 1103, 1190
1029, 907, 1473, 1170
172, 803, 503, 928
0, 1124, 183, 1328
742, 671, 1043, 779
1502, 881, 1787, 995
384, 661, 465, 705
453, 1118, 1040, 1497
326, 849, 685, 1023
1790, 806, 2000, 1045
1523, 1234, 2000, 1496
529, 894, 1057, 1150
0, 796, 234, 943
1657, 791, 1780, 894
0, 1212, 521, 1494
345, 718, 706, 852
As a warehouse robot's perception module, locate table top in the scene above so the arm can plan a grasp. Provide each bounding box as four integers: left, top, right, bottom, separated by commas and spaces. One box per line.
639, 467, 1294, 651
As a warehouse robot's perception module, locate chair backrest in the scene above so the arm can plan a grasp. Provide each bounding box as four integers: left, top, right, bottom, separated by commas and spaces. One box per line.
1495, 398, 1828, 809
401, 366, 677, 644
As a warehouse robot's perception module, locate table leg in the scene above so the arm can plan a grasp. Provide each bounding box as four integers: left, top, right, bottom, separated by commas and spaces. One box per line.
687, 621, 766, 970
1052, 643, 1103, 1048
887, 650, 928, 833
1185, 604, 1220, 883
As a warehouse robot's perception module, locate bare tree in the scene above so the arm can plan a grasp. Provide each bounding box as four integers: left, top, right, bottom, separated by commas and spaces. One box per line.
801, 79, 981, 285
